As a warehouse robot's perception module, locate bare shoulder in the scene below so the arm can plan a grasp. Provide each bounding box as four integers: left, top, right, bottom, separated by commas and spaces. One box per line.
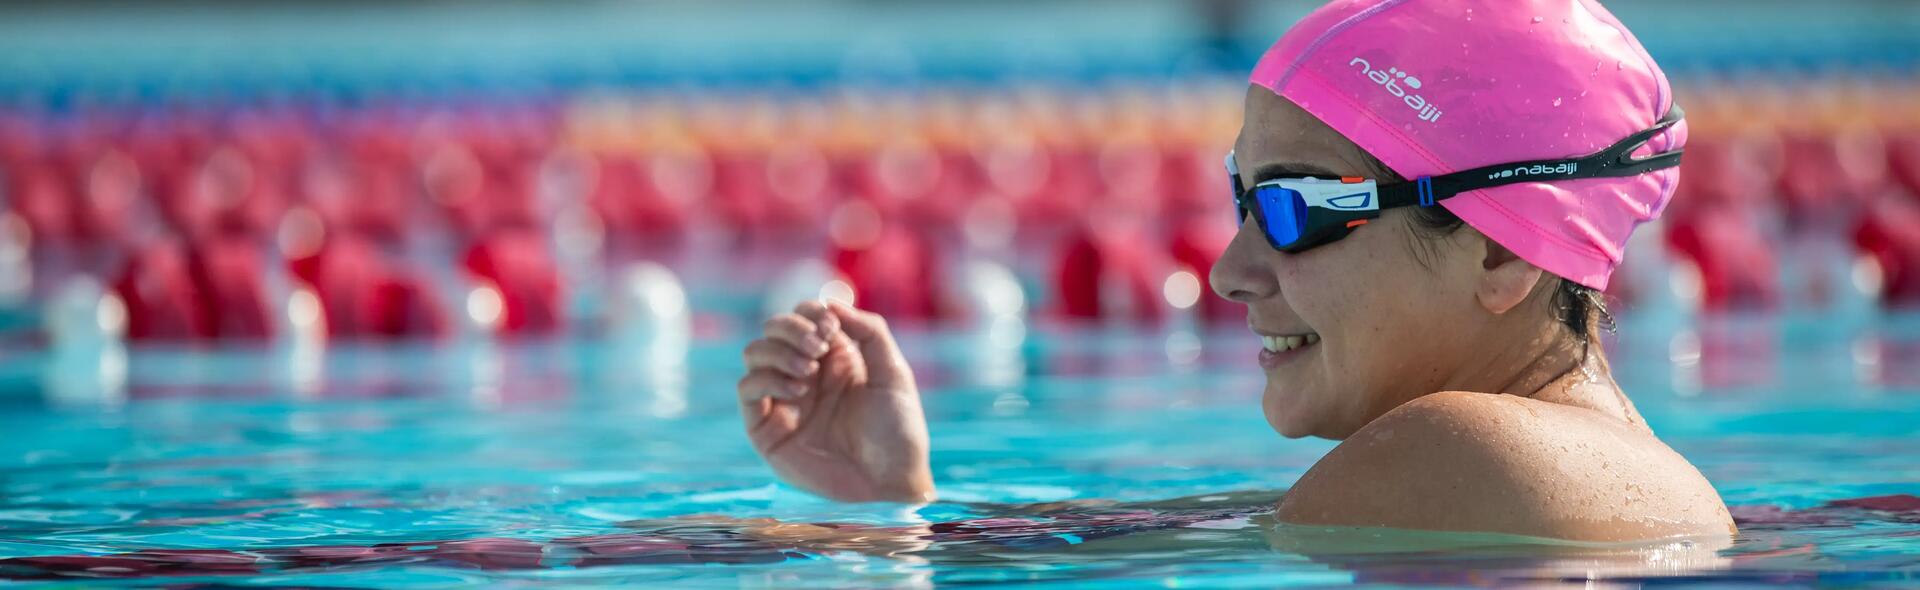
1276, 391, 1735, 542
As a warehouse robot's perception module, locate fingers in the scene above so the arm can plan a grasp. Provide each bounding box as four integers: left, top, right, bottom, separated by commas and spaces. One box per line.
762, 313, 830, 358
828, 301, 896, 356
827, 301, 913, 385
793, 300, 846, 349
794, 299, 840, 332
743, 339, 820, 379
738, 368, 809, 402
739, 302, 840, 405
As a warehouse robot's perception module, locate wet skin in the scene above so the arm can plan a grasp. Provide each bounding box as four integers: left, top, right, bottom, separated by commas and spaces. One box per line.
736, 88, 1735, 542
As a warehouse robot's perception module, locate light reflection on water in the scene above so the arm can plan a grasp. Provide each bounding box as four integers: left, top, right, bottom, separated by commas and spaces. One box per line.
0, 313, 1917, 587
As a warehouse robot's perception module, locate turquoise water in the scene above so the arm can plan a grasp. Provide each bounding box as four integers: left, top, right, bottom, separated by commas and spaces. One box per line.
1, 312, 1918, 588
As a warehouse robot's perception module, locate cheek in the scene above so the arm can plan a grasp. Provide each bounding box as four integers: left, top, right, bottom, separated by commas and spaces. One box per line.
1279, 241, 1437, 379
1274, 247, 1380, 334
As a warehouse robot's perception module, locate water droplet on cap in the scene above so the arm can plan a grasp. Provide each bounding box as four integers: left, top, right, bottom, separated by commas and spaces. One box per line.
1531, 16, 1544, 23
1552, 97, 1563, 107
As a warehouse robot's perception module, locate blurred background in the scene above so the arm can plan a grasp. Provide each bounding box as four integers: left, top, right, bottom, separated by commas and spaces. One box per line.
0, 1, 1916, 585
2, 0, 1917, 357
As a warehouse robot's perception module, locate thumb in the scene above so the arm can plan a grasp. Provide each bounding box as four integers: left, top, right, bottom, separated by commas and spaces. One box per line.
827, 301, 914, 390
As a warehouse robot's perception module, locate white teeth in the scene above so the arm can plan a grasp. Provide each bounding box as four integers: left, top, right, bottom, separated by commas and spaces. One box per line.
1260, 333, 1319, 353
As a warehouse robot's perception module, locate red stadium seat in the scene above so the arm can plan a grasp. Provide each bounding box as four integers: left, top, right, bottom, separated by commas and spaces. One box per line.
1093, 137, 1164, 218
1168, 218, 1241, 323
1051, 222, 1173, 323
5, 164, 76, 242
0, 115, 36, 170
709, 149, 775, 234
976, 138, 1098, 236
113, 237, 276, 342
300, 157, 415, 244
1158, 144, 1231, 221
850, 138, 967, 232
1667, 134, 1781, 220
149, 146, 291, 241
761, 142, 837, 233
1777, 129, 1889, 227
1854, 197, 1920, 306
420, 141, 544, 238
709, 138, 833, 238
287, 235, 450, 340
827, 202, 947, 321
1030, 147, 1102, 233
194, 237, 278, 340
1886, 130, 1920, 200
74, 150, 144, 243
462, 230, 564, 336
114, 241, 206, 340
583, 149, 706, 241
1664, 210, 1781, 311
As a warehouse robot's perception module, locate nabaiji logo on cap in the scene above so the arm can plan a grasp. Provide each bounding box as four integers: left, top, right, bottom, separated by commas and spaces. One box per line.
1489, 162, 1579, 180
1348, 57, 1442, 123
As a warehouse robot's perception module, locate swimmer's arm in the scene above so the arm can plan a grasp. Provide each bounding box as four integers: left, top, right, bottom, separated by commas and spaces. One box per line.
1275, 391, 1732, 542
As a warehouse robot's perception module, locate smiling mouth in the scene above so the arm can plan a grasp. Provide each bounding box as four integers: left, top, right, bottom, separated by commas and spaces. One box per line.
1259, 333, 1319, 353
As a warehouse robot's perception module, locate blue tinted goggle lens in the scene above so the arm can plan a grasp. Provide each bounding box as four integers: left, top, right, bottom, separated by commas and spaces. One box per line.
1252, 184, 1307, 249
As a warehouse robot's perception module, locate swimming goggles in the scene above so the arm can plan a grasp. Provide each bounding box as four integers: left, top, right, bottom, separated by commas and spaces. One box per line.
1225, 106, 1685, 253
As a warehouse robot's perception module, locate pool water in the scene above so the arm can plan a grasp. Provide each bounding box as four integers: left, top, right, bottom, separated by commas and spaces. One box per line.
1, 311, 1918, 588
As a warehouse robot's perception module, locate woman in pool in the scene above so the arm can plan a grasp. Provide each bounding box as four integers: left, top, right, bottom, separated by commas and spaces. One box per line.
738, 0, 1737, 542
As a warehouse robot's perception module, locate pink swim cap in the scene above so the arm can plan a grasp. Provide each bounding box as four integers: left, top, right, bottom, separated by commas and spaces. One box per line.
1250, 0, 1685, 289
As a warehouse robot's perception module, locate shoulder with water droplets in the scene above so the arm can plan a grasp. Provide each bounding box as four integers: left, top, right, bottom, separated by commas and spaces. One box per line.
1276, 391, 1734, 542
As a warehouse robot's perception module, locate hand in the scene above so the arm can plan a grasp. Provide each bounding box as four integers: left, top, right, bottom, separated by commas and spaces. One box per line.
737, 300, 934, 503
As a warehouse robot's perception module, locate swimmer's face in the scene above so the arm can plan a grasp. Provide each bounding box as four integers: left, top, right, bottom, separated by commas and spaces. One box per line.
1213, 87, 1510, 440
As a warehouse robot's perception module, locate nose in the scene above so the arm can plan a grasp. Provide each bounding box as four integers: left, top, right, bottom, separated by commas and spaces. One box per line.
1210, 216, 1281, 303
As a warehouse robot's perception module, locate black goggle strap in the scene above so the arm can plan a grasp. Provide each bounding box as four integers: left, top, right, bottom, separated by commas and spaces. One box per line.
1378, 105, 1685, 209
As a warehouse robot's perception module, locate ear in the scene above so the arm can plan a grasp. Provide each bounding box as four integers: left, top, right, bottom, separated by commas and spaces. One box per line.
1475, 236, 1545, 315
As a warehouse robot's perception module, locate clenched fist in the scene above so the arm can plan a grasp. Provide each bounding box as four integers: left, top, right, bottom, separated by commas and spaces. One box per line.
737, 300, 934, 503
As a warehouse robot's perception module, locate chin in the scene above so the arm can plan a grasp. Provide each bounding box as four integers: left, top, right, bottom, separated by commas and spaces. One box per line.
1262, 386, 1318, 439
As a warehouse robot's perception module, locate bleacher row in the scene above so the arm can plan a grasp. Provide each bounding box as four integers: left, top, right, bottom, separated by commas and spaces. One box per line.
1656, 78, 1920, 310
1, 77, 1918, 343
